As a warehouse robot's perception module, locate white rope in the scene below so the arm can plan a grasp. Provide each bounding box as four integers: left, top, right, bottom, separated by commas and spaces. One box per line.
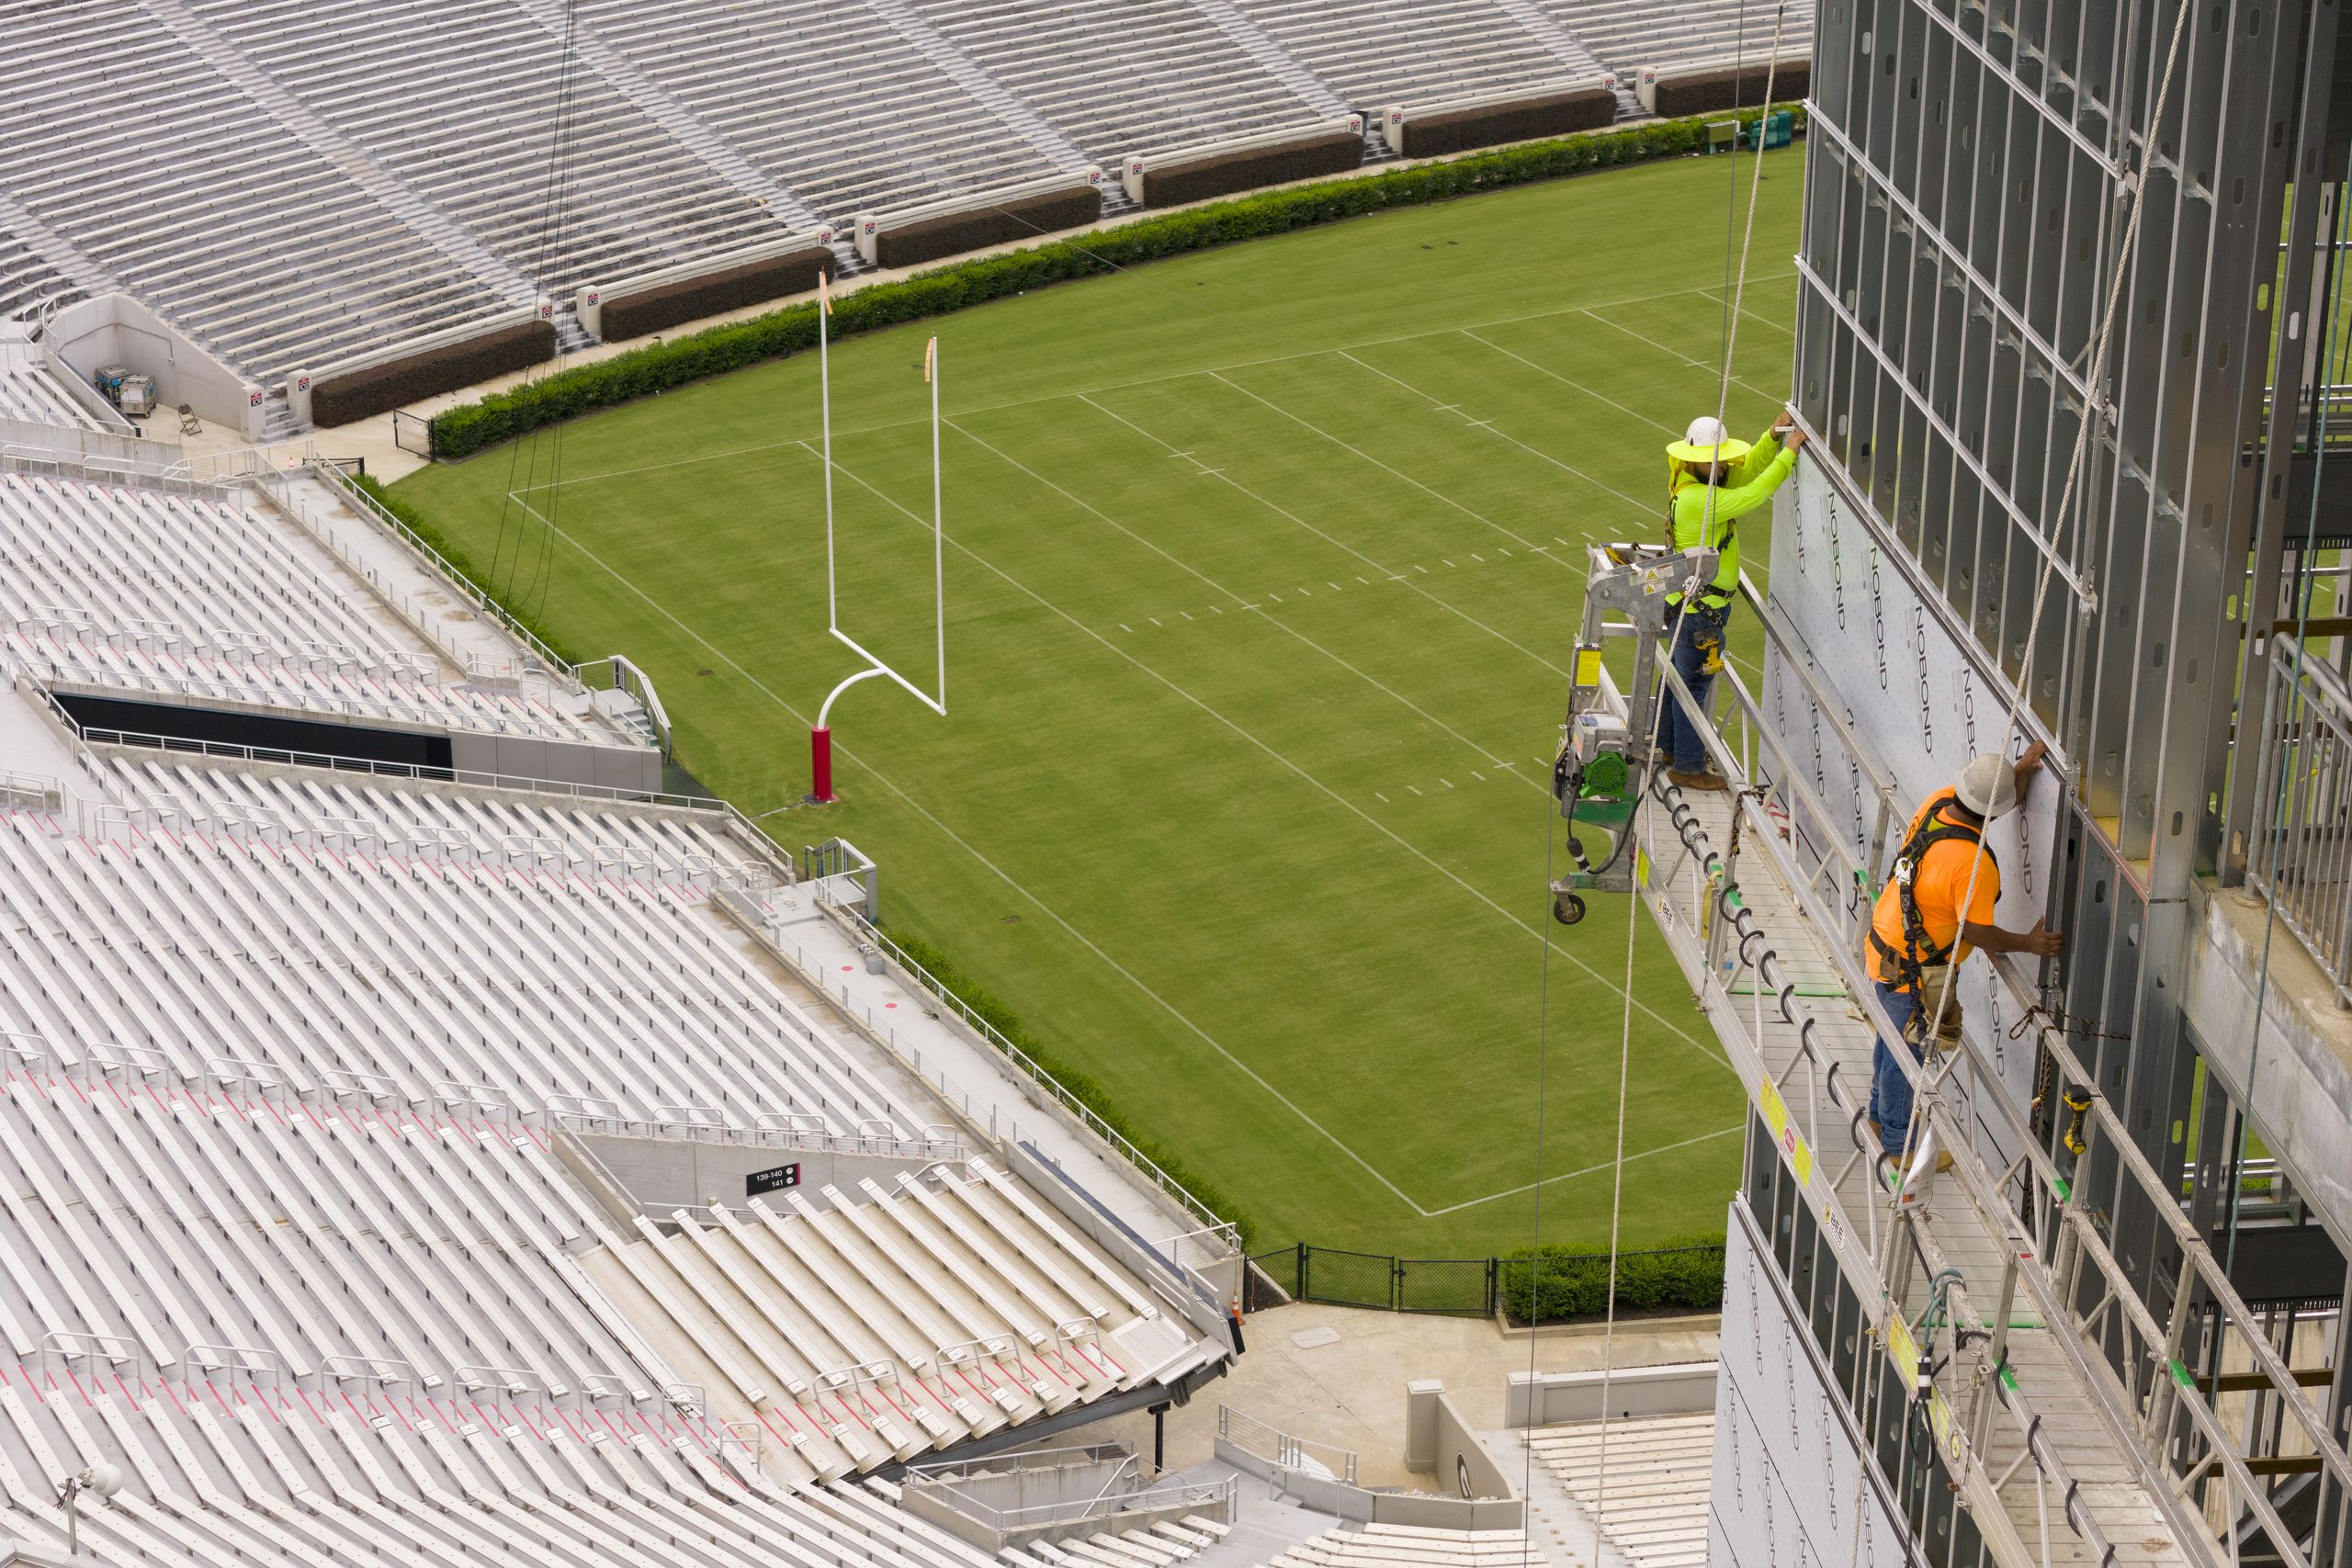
1590, 2, 1791, 1491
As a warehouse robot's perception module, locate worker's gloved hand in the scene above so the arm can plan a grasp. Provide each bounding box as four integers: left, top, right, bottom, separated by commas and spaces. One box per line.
2020, 919, 2064, 957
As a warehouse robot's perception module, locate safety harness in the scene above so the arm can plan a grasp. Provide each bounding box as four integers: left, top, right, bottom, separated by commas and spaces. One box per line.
1869, 789, 1997, 1009
1664, 474, 1738, 612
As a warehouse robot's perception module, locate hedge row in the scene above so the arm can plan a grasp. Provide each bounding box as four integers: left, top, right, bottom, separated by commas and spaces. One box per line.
880, 928, 1261, 1250
1499, 1235, 1726, 1323
348, 473, 589, 668
315, 319, 553, 428
427, 103, 1806, 458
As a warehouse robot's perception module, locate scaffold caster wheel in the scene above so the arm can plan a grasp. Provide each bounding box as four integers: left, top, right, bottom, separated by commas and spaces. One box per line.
1554, 894, 1586, 927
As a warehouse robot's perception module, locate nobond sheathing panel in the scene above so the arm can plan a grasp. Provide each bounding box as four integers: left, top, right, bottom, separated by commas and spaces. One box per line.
1763, 465, 2052, 1121
311, 320, 556, 426
1396, 88, 1616, 157
600, 247, 832, 341
1711, 1206, 1910, 1568
1138, 130, 1363, 206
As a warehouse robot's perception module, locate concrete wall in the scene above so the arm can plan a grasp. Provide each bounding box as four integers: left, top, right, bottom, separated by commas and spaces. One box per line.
1001, 1138, 1232, 1343
46, 293, 264, 440
1213, 1436, 1524, 1530
902, 1471, 1219, 1553
2185, 880, 2352, 1250
572, 1130, 939, 1216
1502, 1360, 1720, 1427
447, 729, 662, 794
1406, 1382, 1519, 1502
0, 412, 183, 468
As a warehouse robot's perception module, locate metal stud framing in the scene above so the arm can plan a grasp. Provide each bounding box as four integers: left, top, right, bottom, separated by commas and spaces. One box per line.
1757, 0, 2352, 1560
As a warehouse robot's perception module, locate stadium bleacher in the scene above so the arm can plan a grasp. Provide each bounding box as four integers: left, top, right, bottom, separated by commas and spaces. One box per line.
0, 469, 646, 756
0, 378, 1241, 1557
0, 0, 1811, 431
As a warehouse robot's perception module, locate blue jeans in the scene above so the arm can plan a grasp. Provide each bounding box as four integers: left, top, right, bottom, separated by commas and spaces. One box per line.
1868, 979, 1922, 1157
1658, 599, 1731, 773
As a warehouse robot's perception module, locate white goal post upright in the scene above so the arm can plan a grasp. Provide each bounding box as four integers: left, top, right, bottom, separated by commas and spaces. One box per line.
808, 287, 946, 804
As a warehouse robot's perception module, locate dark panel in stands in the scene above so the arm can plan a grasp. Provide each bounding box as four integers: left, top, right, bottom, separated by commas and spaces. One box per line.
1397, 88, 1616, 158
1653, 59, 1811, 118
600, 246, 832, 341
55, 692, 455, 773
1139, 130, 1363, 208
311, 321, 556, 427
874, 186, 1102, 269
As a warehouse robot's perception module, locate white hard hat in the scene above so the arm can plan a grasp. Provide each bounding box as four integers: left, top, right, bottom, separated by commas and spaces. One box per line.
1954, 753, 2019, 818
1666, 415, 1751, 464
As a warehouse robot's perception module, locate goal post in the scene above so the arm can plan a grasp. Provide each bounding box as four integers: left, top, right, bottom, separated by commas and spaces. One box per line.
808, 282, 946, 804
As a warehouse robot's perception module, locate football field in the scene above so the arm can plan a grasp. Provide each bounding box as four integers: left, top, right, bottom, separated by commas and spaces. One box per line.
391, 148, 1805, 1258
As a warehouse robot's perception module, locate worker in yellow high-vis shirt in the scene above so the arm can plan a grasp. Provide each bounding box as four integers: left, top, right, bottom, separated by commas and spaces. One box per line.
1655, 410, 1804, 790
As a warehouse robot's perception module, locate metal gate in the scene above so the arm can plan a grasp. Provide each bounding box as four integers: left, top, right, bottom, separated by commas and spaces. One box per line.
391, 410, 432, 457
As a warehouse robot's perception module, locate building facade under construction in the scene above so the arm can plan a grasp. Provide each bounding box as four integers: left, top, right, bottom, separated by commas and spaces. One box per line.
1600, 0, 2352, 1560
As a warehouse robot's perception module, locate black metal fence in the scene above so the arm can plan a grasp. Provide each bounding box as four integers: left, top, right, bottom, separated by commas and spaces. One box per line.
1247, 1241, 1725, 1323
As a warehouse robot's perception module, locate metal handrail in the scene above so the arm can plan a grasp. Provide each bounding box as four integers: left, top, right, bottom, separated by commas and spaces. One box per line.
819, 897, 1240, 1256
1216, 1404, 1360, 1484
299, 456, 583, 685
2243, 632, 2352, 1001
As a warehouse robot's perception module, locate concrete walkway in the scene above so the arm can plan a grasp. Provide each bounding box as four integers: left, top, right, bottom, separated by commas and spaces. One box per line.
1080, 1302, 1720, 1490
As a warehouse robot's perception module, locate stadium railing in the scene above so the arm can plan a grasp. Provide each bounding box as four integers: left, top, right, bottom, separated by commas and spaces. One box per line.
807, 881, 1243, 1259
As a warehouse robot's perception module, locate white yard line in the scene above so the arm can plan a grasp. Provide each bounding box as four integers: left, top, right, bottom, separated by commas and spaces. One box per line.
1077, 393, 1576, 691
1698, 286, 1798, 336
1420, 1123, 1744, 1216
934, 423, 1511, 768
1207, 373, 1605, 579
1454, 328, 1681, 436
1578, 306, 1784, 402
1332, 348, 1656, 515
515, 274, 1799, 493
818, 457, 1734, 1089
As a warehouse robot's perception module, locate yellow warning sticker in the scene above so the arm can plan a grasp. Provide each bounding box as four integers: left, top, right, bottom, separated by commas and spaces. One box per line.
1885, 1314, 1920, 1394
1757, 1077, 1815, 1189
1634, 848, 1650, 888
1575, 648, 1603, 687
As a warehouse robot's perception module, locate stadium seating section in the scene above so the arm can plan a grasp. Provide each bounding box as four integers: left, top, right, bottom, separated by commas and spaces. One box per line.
0, 434, 1236, 1558
0, 0, 1810, 429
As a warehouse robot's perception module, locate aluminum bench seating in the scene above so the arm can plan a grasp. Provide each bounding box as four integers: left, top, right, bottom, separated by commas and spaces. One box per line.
906, 0, 1331, 165
1539, 0, 1815, 81
1231, 0, 1604, 104
0, 807, 924, 1138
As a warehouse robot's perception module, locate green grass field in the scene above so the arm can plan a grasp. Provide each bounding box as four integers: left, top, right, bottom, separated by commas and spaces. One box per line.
393, 148, 1804, 1259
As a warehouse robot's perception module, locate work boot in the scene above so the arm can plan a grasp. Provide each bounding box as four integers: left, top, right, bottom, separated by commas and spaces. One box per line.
1668, 768, 1728, 793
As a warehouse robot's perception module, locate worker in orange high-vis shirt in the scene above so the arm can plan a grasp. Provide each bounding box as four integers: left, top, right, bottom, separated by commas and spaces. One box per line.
1866, 743, 2064, 1202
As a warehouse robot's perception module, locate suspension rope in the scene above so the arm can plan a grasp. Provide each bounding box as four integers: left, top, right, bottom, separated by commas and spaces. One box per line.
1590, 1, 1790, 1495
489, 0, 584, 617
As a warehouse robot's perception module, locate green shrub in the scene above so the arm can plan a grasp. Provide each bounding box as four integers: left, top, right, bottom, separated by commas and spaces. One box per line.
878, 928, 1261, 1250
347, 473, 588, 666
1498, 1235, 1726, 1324
427, 105, 1805, 459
